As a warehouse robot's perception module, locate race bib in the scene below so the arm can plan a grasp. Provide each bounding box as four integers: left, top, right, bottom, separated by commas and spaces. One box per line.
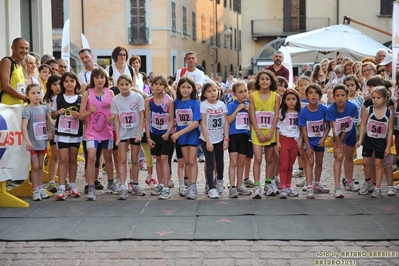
366, 120, 387, 139
119, 111, 137, 129
207, 113, 224, 131
255, 111, 274, 129
17, 82, 25, 94
335, 116, 353, 135
176, 109, 193, 126
284, 112, 298, 130
395, 112, 399, 131
58, 115, 79, 135
34, 121, 48, 140
152, 112, 169, 130
235, 112, 250, 130
306, 119, 324, 138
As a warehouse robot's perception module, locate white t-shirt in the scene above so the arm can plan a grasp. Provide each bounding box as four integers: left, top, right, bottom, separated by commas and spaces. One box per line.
111, 91, 145, 139
276, 110, 300, 139
105, 64, 133, 82
200, 100, 227, 143
134, 74, 144, 92
175, 68, 204, 88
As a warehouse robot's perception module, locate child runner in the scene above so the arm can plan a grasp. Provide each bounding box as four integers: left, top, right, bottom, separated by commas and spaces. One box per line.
22, 84, 52, 201
226, 81, 252, 198
243, 80, 255, 189
113, 74, 145, 200
145, 75, 174, 199
356, 86, 394, 198
326, 84, 360, 198
171, 76, 201, 199
79, 67, 115, 201
249, 70, 280, 199
200, 82, 229, 199
52, 72, 83, 200
298, 83, 330, 199
43, 75, 61, 193
276, 89, 301, 199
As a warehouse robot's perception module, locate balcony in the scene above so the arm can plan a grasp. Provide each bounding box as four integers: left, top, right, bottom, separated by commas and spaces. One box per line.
128, 26, 149, 45
251, 17, 330, 39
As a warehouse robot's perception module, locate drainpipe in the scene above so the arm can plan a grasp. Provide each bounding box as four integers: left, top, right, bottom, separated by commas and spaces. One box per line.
336, 0, 339, 25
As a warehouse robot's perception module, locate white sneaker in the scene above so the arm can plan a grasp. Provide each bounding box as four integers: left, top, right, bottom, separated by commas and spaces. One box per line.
207, 188, 219, 199
39, 189, 50, 199
387, 186, 396, 196
216, 179, 224, 194
264, 183, 276, 196
32, 190, 41, 201
252, 186, 262, 199
334, 188, 344, 198
345, 181, 360, 192
296, 177, 306, 187
270, 179, 280, 195
118, 187, 128, 200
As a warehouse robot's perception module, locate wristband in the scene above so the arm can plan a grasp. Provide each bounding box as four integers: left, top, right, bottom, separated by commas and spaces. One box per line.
224, 138, 230, 142
257, 132, 262, 136
139, 132, 143, 137
146, 135, 150, 139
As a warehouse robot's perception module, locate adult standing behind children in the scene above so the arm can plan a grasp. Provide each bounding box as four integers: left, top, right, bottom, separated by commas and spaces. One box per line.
265, 51, 289, 81
0, 37, 29, 104
77, 49, 97, 93
173, 51, 204, 92
106, 46, 134, 82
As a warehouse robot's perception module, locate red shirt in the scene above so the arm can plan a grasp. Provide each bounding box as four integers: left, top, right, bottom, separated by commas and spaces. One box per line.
265, 64, 290, 80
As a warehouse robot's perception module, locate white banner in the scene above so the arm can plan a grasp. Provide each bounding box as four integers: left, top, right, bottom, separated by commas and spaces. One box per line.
61, 19, 71, 72
0, 104, 30, 181
393, 2, 399, 81
279, 46, 294, 88
81, 33, 90, 49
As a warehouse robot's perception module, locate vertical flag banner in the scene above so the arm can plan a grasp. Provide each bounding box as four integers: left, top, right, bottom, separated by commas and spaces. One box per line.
393, 2, 399, 81
0, 104, 30, 182
81, 33, 90, 49
61, 19, 71, 71
279, 46, 294, 88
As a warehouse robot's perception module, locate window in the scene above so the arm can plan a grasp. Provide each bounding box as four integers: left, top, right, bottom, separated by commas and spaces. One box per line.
283, 0, 306, 33
229, 0, 232, 10
183, 6, 187, 35
210, 18, 214, 45
201, 15, 206, 43
216, 22, 221, 46
51, 0, 64, 29
172, 2, 176, 32
192, 12, 197, 40
233, 0, 241, 13
224, 0, 227, 8
234, 28, 237, 50
380, 0, 394, 15
223, 25, 227, 48
130, 0, 148, 44
230, 27, 233, 49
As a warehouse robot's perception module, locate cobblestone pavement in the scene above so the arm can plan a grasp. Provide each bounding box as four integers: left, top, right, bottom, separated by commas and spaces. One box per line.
1, 151, 399, 265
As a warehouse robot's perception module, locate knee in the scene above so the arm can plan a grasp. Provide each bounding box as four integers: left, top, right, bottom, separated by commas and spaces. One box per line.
58, 157, 68, 166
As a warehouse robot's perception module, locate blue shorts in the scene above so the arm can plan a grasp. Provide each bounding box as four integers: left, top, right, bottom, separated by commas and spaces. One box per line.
304, 143, 325, 152
343, 131, 357, 147
86, 139, 114, 150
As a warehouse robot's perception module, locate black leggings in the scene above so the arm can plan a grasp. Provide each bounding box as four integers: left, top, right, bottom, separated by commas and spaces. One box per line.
200, 140, 224, 190
82, 140, 103, 169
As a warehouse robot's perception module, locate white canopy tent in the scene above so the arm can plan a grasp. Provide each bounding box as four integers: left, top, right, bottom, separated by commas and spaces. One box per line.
284, 24, 390, 60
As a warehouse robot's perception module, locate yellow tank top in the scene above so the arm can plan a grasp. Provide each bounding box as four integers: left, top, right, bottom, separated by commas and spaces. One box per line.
1, 65, 25, 105
251, 90, 277, 146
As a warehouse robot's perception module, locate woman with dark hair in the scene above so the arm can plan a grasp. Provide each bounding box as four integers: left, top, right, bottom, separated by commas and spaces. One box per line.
106, 46, 134, 82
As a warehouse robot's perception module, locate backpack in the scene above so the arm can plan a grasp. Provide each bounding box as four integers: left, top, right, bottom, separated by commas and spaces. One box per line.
0, 57, 16, 103
107, 64, 134, 78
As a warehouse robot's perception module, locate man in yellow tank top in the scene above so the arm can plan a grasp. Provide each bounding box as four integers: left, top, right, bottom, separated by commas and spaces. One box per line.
0, 37, 29, 105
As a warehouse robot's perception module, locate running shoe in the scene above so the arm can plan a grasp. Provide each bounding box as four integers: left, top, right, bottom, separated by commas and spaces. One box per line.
131, 184, 146, 196
55, 189, 66, 201
229, 187, 238, 198
252, 186, 262, 199
47, 182, 57, 193
207, 188, 219, 199
151, 185, 163, 196
32, 190, 41, 201
69, 187, 80, 198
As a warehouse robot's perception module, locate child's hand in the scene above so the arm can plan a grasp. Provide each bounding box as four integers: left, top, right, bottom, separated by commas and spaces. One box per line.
115, 138, 121, 146
223, 140, 229, 150
236, 103, 245, 112
305, 148, 312, 158
162, 134, 169, 141
89, 105, 96, 114
147, 138, 155, 148
134, 135, 142, 143
276, 143, 281, 151
318, 138, 325, 147
257, 133, 265, 143
206, 142, 214, 152
58, 108, 66, 115
106, 115, 114, 124
296, 141, 302, 149
71, 111, 79, 118
384, 147, 390, 157
25, 141, 33, 152
355, 141, 361, 149
171, 132, 180, 141
265, 132, 273, 142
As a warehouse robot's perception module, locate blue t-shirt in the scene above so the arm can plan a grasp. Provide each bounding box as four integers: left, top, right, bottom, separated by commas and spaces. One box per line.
326, 101, 358, 142
298, 104, 327, 146
174, 98, 201, 145
148, 94, 172, 134
227, 100, 250, 136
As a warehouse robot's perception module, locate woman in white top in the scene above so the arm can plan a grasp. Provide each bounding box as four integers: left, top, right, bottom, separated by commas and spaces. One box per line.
106, 46, 134, 82
129, 55, 144, 92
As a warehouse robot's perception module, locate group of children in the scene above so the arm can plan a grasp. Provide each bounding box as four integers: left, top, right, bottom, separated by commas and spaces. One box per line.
21, 67, 397, 201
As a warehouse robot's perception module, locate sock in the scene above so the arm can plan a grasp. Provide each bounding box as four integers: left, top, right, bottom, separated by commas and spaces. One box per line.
133, 182, 138, 185
59, 185, 65, 190
231, 185, 236, 188
184, 176, 188, 180
365, 178, 371, 183
178, 179, 184, 186
120, 185, 127, 189
373, 183, 376, 186
244, 178, 249, 181
69, 183, 75, 188
307, 185, 313, 190
347, 179, 352, 184
314, 182, 320, 187
159, 183, 164, 188
38, 186, 43, 189
265, 178, 272, 184
33, 187, 39, 192
89, 184, 95, 191
254, 181, 261, 187
335, 187, 340, 191
108, 180, 114, 186
164, 187, 169, 192
375, 185, 380, 188
190, 182, 196, 187
281, 185, 287, 190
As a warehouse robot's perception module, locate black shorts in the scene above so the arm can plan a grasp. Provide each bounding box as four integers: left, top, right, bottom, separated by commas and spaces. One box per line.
56, 141, 80, 150
150, 133, 173, 156
120, 138, 141, 146
49, 139, 56, 146
228, 133, 249, 155
362, 146, 384, 159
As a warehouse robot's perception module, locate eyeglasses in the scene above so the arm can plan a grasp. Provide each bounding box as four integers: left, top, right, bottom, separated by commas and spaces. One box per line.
59, 65, 68, 68
118, 53, 127, 57
379, 69, 386, 72
363, 69, 374, 73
